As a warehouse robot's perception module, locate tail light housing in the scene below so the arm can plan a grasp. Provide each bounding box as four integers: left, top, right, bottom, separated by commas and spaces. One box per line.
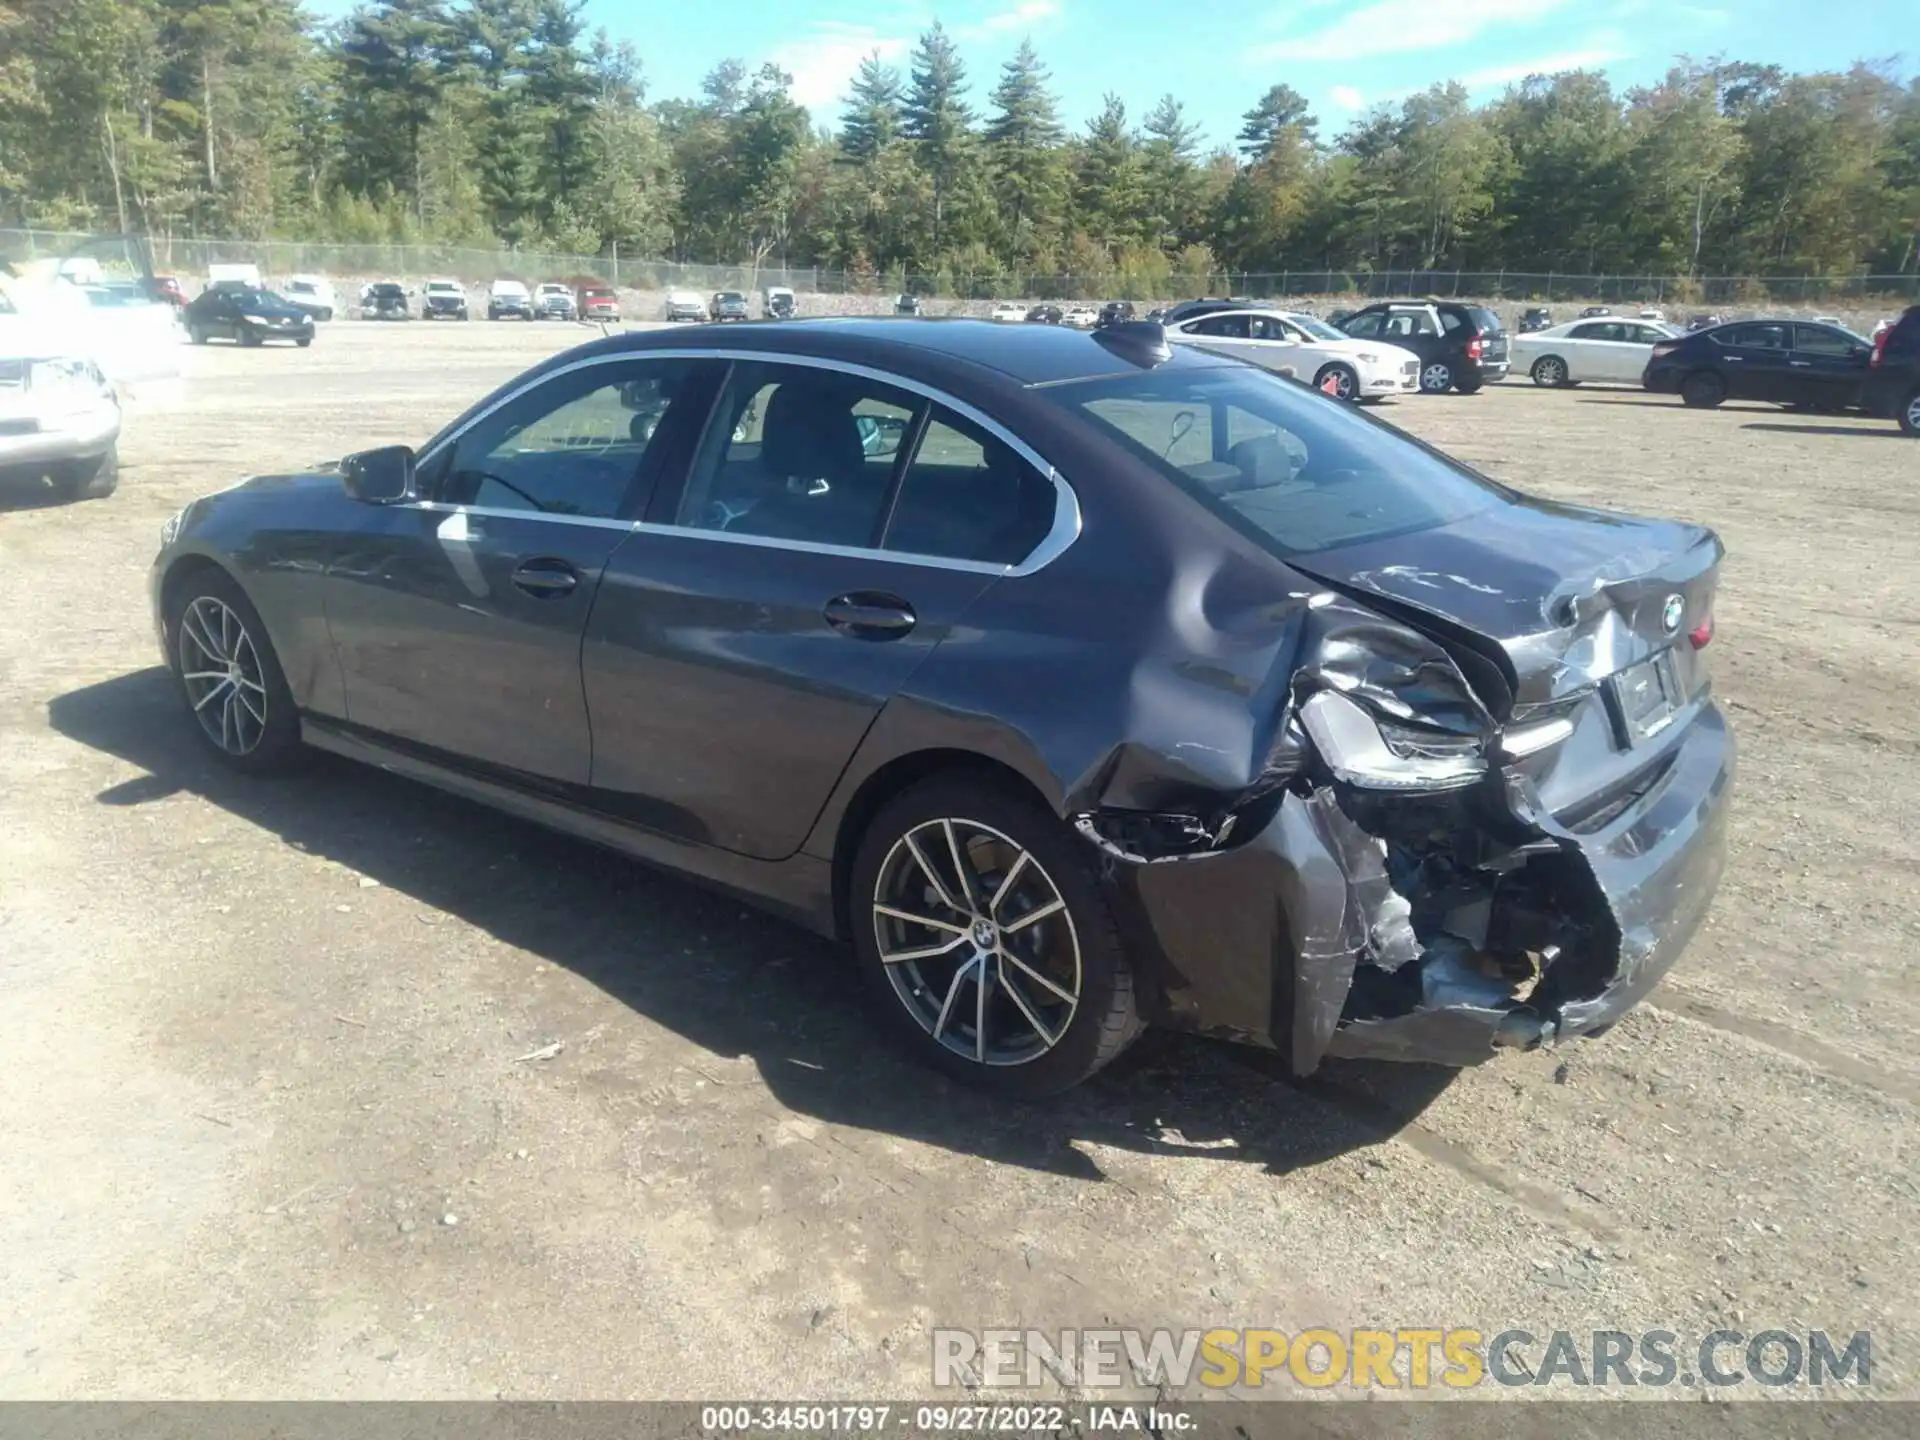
1467, 335, 1484, 361
1689, 611, 1714, 649
1650, 342, 1679, 360
1871, 331, 1888, 368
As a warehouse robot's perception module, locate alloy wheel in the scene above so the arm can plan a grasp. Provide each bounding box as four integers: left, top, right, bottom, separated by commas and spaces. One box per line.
1904, 392, 1920, 434
177, 595, 268, 756
1318, 366, 1356, 400
1533, 357, 1565, 387
872, 817, 1081, 1067
1421, 363, 1452, 393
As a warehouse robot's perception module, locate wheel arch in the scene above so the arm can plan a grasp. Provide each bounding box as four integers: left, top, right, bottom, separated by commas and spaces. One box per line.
158, 551, 241, 639
828, 748, 1051, 943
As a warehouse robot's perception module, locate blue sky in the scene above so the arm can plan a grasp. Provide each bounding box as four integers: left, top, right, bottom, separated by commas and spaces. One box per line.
312, 0, 1912, 148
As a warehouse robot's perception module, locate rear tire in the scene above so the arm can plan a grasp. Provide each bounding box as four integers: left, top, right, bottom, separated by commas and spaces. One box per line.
1681, 371, 1726, 408
1531, 355, 1569, 388
1900, 388, 1920, 436
165, 568, 303, 772
1455, 377, 1483, 395
850, 775, 1142, 1096
54, 444, 118, 502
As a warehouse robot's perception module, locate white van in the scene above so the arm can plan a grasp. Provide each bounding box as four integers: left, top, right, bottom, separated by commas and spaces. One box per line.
206, 262, 263, 291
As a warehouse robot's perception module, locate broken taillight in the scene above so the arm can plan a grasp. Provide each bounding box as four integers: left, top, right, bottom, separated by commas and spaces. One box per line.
1689, 613, 1714, 648
1870, 331, 1888, 368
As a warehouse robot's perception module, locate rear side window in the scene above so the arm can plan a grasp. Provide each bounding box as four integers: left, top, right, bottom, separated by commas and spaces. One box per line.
1792, 325, 1855, 357
1466, 306, 1502, 333
1341, 312, 1384, 338
1723, 323, 1788, 350
1052, 366, 1508, 557
1186, 314, 1250, 338
883, 411, 1056, 565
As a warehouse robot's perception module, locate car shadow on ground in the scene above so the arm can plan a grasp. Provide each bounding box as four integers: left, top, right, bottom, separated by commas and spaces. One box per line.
0, 471, 75, 512
1573, 396, 1779, 412
1740, 421, 1902, 439
49, 668, 1458, 1183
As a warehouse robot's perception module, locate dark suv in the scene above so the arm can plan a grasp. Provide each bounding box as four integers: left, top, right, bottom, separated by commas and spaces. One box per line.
1335, 300, 1509, 393
1863, 306, 1920, 436
1159, 297, 1254, 327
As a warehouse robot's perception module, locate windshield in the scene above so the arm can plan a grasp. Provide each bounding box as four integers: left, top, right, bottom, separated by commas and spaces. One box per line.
372, 285, 404, 299
1046, 366, 1510, 557
1284, 313, 1347, 342
718, 292, 744, 303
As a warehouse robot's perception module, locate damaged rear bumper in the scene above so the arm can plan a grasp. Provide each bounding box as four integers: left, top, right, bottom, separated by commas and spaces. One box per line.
1108, 700, 1734, 1073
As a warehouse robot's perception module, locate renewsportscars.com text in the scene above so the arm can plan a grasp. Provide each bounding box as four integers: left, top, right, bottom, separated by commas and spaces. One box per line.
932, 1327, 1872, 1391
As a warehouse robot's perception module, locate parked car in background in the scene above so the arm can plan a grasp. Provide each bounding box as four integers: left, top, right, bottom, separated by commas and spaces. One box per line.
150, 318, 1735, 1092
1335, 300, 1509, 393
360, 282, 410, 321
1518, 307, 1554, 333
1062, 305, 1100, 329
578, 285, 621, 321
1642, 319, 1873, 411
761, 286, 795, 320
0, 281, 121, 501
893, 294, 923, 316
487, 279, 532, 320
1160, 297, 1254, 327
207, 262, 263, 290
420, 278, 468, 320
143, 275, 186, 308
1512, 317, 1679, 388
1025, 304, 1062, 325
1165, 307, 1420, 401
1638, 307, 1668, 323
663, 290, 706, 323
708, 291, 749, 322
1579, 305, 1612, 319
535, 283, 578, 320
990, 302, 1026, 323
1861, 305, 1920, 435
1096, 301, 1136, 329
1686, 313, 1722, 332
1811, 314, 1844, 327
185, 284, 317, 345
279, 275, 336, 321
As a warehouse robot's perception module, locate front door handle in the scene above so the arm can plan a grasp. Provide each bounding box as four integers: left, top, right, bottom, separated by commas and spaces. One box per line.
1789, 360, 1811, 367
824, 592, 916, 639
512, 557, 579, 598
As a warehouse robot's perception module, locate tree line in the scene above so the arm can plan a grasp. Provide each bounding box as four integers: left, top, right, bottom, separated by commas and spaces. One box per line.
2, 0, 1917, 289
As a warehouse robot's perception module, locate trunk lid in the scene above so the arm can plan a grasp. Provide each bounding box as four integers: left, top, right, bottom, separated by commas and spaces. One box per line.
1290, 498, 1723, 822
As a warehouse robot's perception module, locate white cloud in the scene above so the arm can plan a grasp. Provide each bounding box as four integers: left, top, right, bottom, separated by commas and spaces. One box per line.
777, 23, 911, 113
1258, 0, 1563, 63
1457, 47, 1628, 88
1328, 84, 1367, 110
978, 0, 1060, 31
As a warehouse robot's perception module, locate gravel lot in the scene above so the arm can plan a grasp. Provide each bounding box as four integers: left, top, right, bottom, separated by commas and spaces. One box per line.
1, 320, 1915, 1401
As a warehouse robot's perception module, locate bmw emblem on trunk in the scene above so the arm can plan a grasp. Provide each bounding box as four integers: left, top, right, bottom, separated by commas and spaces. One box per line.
1662, 594, 1686, 633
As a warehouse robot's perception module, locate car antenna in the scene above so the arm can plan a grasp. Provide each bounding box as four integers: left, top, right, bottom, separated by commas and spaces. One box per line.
1092, 319, 1171, 367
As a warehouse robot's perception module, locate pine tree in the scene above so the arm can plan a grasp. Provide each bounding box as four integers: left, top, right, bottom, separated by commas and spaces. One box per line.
984, 39, 1065, 255
838, 50, 902, 162
902, 21, 973, 252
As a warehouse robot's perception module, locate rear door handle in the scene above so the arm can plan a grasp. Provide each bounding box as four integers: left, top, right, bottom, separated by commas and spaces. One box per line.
1789, 360, 1811, 367
824, 592, 916, 639
511, 557, 579, 598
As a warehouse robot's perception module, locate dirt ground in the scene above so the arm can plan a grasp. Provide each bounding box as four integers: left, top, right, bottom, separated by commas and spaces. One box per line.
1, 320, 1915, 1402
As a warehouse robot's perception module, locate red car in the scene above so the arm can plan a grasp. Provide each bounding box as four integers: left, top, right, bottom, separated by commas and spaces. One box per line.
144, 275, 186, 308
577, 286, 620, 321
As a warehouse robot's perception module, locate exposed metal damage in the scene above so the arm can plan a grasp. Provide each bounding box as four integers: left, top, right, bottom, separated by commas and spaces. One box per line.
1068, 566, 1732, 1074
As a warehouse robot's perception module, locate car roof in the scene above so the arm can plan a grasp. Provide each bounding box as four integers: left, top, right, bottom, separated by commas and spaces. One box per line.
570, 315, 1238, 388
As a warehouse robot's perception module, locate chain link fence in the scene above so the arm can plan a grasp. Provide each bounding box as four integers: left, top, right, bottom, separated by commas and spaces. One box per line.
5, 229, 1918, 305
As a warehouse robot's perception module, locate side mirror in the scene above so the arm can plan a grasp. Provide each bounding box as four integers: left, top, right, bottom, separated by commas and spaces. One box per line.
341, 444, 416, 504
856, 414, 907, 458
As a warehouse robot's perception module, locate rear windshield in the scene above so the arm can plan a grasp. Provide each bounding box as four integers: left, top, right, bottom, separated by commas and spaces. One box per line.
1046, 366, 1510, 557
1466, 305, 1502, 332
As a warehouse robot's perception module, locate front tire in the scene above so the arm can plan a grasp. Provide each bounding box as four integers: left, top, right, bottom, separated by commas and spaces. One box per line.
54, 445, 118, 502
850, 776, 1142, 1096
1313, 363, 1359, 401
1681, 370, 1726, 408
166, 570, 302, 771
1419, 360, 1453, 394
1531, 355, 1568, 387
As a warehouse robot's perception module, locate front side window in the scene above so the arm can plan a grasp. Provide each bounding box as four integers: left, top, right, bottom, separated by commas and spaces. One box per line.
1050, 365, 1509, 558
1385, 309, 1438, 338
434, 359, 714, 519
1248, 316, 1300, 342
1341, 311, 1385, 338
1792, 325, 1857, 357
